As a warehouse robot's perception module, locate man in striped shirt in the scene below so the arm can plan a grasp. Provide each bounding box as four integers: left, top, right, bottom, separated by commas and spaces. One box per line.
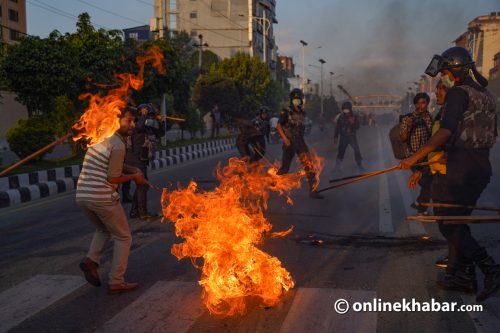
77, 109, 146, 295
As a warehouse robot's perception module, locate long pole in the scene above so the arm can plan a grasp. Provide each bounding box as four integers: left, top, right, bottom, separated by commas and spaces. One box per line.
262, 11, 267, 64
320, 62, 324, 116
0, 133, 72, 178
198, 34, 203, 71
301, 44, 305, 90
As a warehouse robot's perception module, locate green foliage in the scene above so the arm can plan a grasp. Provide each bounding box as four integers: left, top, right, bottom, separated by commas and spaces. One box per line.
209, 53, 275, 117
3, 34, 80, 117
52, 95, 80, 137
192, 74, 240, 118
189, 50, 220, 74
6, 117, 56, 160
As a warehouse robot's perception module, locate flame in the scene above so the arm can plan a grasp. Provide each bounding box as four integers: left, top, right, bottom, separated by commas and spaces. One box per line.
72, 46, 165, 146
161, 155, 323, 316
297, 149, 324, 191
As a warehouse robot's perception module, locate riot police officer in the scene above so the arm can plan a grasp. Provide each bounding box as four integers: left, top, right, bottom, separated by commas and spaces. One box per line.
334, 101, 364, 172
125, 104, 163, 221
277, 89, 324, 199
401, 47, 500, 302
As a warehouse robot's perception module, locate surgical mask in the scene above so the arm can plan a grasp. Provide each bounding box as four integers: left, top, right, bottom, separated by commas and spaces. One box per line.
342, 109, 350, 114
440, 75, 455, 89
292, 98, 302, 107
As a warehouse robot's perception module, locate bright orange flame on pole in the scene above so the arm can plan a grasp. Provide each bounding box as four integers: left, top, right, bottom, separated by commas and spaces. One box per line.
161, 155, 323, 316
72, 46, 165, 146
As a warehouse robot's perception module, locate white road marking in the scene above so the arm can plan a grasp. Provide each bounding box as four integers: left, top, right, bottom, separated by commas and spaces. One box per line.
97, 281, 205, 333
0, 275, 85, 332
377, 131, 394, 234
461, 295, 500, 333
394, 168, 426, 236
279, 288, 377, 333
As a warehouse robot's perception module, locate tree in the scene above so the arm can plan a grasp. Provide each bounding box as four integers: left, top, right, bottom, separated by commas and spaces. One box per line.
189, 50, 220, 74
3, 33, 81, 117
64, 13, 123, 91
209, 53, 275, 117
192, 74, 240, 118
6, 117, 55, 160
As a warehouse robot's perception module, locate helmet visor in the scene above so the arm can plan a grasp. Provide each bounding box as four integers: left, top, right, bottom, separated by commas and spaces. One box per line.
425, 54, 446, 77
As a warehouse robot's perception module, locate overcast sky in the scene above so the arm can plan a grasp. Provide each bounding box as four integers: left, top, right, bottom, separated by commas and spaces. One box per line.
27, 0, 500, 95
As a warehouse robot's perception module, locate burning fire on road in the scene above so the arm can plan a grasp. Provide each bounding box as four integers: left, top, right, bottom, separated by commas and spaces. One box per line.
162, 153, 323, 316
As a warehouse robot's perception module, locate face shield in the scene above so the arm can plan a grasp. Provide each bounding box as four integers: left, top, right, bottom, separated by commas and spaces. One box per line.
425, 54, 447, 77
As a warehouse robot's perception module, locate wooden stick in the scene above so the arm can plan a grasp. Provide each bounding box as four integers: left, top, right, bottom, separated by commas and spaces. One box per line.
328, 160, 445, 184
318, 160, 445, 193
418, 202, 500, 213
406, 216, 500, 224
0, 133, 72, 178
317, 166, 400, 193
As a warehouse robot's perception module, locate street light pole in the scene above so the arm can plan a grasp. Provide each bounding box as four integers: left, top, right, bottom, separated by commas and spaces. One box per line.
300, 40, 308, 90
194, 34, 209, 73
319, 59, 326, 116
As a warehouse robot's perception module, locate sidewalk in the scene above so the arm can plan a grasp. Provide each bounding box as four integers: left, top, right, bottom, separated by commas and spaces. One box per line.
0, 138, 235, 209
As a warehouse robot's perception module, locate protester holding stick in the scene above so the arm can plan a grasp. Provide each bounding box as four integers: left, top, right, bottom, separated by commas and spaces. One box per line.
77, 108, 145, 295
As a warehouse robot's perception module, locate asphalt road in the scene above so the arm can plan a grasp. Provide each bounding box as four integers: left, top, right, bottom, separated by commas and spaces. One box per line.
1, 124, 500, 333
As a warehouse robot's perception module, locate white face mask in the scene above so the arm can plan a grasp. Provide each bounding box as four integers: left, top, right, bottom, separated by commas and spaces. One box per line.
342, 109, 350, 114
292, 98, 302, 107
440, 75, 455, 88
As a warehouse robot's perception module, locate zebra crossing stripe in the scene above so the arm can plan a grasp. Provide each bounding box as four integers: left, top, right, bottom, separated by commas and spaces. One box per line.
97, 281, 205, 333
279, 288, 377, 333
0, 275, 85, 332
461, 295, 500, 333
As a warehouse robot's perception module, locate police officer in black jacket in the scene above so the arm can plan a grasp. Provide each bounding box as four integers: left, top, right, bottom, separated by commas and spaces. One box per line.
401, 47, 500, 302
125, 104, 163, 221
277, 89, 323, 199
334, 101, 364, 172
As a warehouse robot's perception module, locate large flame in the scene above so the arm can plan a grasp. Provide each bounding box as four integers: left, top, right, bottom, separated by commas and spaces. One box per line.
72, 46, 165, 146
161, 154, 323, 316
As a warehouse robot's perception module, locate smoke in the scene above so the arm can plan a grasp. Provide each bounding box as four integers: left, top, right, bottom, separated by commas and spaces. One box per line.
275, 0, 500, 96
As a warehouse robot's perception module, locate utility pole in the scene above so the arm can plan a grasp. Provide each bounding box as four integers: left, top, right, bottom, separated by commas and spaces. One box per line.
194, 34, 208, 73
262, 9, 267, 63
319, 59, 326, 116
329, 72, 334, 97
300, 40, 308, 91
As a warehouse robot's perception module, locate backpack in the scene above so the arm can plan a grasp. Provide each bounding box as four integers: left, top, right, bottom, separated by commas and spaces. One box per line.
389, 115, 412, 160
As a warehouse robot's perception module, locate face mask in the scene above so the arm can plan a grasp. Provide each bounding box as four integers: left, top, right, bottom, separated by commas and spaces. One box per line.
441, 75, 455, 88
342, 109, 350, 114
292, 98, 302, 107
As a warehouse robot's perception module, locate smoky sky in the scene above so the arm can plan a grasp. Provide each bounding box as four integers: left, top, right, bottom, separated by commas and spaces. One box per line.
275, 0, 500, 97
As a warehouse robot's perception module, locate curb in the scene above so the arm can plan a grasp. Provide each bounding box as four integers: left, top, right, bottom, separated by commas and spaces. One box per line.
0, 138, 235, 209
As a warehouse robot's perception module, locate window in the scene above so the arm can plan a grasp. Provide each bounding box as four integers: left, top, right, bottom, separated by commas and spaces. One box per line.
169, 14, 177, 30
10, 29, 19, 41
169, 0, 176, 12
128, 32, 139, 40
0, 6, 2, 17
9, 9, 18, 22
9, 0, 18, 3
190, 11, 197, 19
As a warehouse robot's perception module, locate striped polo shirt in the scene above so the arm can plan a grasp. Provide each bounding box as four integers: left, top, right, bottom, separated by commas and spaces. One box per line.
76, 133, 126, 203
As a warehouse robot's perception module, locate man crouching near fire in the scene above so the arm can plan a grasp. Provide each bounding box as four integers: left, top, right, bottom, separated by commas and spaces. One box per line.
77, 107, 146, 295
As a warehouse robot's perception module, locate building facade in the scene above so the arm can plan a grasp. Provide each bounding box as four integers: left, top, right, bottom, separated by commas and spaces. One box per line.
454, 12, 500, 79
0, 0, 26, 44
151, 0, 278, 67
279, 55, 294, 77
489, 51, 500, 80
123, 25, 152, 43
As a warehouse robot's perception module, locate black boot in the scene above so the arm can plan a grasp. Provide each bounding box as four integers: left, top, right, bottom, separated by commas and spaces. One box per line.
436, 263, 477, 294
476, 256, 500, 302
309, 190, 324, 199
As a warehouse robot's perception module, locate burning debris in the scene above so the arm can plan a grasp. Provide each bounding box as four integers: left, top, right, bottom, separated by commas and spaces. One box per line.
72, 46, 165, 146
161, 155, 322, 316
